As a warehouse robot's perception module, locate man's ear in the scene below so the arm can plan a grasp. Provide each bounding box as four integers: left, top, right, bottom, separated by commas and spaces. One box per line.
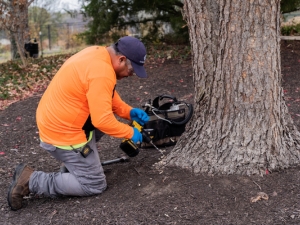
119, 55, 126, 63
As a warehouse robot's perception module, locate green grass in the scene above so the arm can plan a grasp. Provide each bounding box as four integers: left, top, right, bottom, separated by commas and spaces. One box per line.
281, 24, 300, 35
0, 51, 11, 64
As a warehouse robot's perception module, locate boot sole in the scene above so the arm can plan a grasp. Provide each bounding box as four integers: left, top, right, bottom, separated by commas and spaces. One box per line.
7, 163, 27, 211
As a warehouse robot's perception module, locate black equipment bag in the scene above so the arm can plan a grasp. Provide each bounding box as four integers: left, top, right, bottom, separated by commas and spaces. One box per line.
141, 95, 193, 147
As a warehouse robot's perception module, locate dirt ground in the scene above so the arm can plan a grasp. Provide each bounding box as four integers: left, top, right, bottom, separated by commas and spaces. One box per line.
1, 41, 300, 225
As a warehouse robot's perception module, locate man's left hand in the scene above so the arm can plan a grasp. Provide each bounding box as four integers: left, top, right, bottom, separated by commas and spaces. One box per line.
130, 108, 149, 125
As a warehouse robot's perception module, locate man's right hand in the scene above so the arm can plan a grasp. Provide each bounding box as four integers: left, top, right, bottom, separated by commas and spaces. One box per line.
131, 127, 143, 144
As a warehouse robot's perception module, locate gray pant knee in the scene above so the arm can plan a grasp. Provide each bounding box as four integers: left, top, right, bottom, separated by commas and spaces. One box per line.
80, 177, 107, 196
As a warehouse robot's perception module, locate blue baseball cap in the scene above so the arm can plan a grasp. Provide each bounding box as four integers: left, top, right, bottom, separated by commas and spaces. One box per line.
115, 36, 147, 78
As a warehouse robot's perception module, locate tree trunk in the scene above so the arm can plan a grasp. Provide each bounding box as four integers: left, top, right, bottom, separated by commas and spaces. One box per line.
6, 0, 31, 64
13, 32, 27, 67
160, 0, 300, 175
10, 34, 18, 60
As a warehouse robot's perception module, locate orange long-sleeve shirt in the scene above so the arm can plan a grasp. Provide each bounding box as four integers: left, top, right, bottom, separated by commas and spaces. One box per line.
36, 46, 134, 146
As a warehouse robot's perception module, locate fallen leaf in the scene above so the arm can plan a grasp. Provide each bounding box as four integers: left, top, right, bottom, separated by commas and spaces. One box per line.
250, 192, 269, 203
49, 210, 57, 221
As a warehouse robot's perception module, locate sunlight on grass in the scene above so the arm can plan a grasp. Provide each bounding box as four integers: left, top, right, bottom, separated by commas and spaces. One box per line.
0, 51, 11, 64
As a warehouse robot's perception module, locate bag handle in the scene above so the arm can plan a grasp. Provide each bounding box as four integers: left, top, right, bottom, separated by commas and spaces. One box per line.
152, 95, 178, 108
152, 99, 194, 126
161, 101, 194, 125
151, 102, 193, 125
144, 94, 194, 126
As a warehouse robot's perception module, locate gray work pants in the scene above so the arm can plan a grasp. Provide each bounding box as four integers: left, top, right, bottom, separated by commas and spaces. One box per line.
29, 131, 107, 197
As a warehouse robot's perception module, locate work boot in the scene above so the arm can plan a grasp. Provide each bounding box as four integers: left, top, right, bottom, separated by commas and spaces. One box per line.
7, 163, 34, 211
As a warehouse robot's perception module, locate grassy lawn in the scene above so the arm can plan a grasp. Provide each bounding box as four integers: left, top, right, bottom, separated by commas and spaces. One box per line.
0, 51, 11, 64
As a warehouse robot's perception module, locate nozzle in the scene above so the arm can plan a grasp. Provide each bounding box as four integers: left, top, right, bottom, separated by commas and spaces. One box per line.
142, 131, 152, 143
141, 128, 164, 155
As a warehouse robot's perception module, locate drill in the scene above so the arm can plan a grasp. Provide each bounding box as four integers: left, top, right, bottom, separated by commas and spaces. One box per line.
119, 120, 163, 157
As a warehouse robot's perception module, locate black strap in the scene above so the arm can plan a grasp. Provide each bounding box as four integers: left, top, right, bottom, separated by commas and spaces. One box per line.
82, 115, 95, 139
152, 95, 178, 108
112, 85, 116, 98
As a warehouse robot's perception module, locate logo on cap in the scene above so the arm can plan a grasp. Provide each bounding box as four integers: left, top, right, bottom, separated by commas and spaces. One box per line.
140, 55, 146, 64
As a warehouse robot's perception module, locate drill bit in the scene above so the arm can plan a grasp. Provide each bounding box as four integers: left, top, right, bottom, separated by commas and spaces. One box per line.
149, 140, 164, 155
141, 130, 164, 155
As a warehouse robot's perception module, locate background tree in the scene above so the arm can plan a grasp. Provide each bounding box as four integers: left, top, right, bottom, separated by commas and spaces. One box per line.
0, 0, 34, 65
159, 0, 300, 175
28, 6, 52, 40
28, 7, 63, 49
81, 0, 187, 44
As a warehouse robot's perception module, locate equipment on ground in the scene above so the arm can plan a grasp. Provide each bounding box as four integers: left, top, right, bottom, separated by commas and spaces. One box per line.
101, 156, 129, 166
60, 156, 129, 172
117, 94, 193, 162
141, 95, 193, 147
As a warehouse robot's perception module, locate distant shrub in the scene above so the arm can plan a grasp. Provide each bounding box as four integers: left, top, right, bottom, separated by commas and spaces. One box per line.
281, 23, 300, 36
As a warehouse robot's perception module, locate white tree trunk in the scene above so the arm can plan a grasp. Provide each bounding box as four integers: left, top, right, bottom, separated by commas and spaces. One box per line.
160, 0, 300, 175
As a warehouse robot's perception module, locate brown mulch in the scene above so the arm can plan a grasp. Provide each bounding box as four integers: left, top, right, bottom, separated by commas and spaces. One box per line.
1, 41, 300, 224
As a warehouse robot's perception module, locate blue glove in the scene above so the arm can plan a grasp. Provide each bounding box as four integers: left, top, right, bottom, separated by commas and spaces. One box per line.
131, 127, 143, 144
130, 108, 149, 125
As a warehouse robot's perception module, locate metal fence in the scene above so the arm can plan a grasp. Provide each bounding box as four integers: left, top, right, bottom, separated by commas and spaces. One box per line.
36, 22, 89, 56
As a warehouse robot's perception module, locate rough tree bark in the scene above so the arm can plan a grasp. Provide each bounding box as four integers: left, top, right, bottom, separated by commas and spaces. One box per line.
160, 0, 300, 175
0, 0, 33, 65
11, 0, 30, 61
